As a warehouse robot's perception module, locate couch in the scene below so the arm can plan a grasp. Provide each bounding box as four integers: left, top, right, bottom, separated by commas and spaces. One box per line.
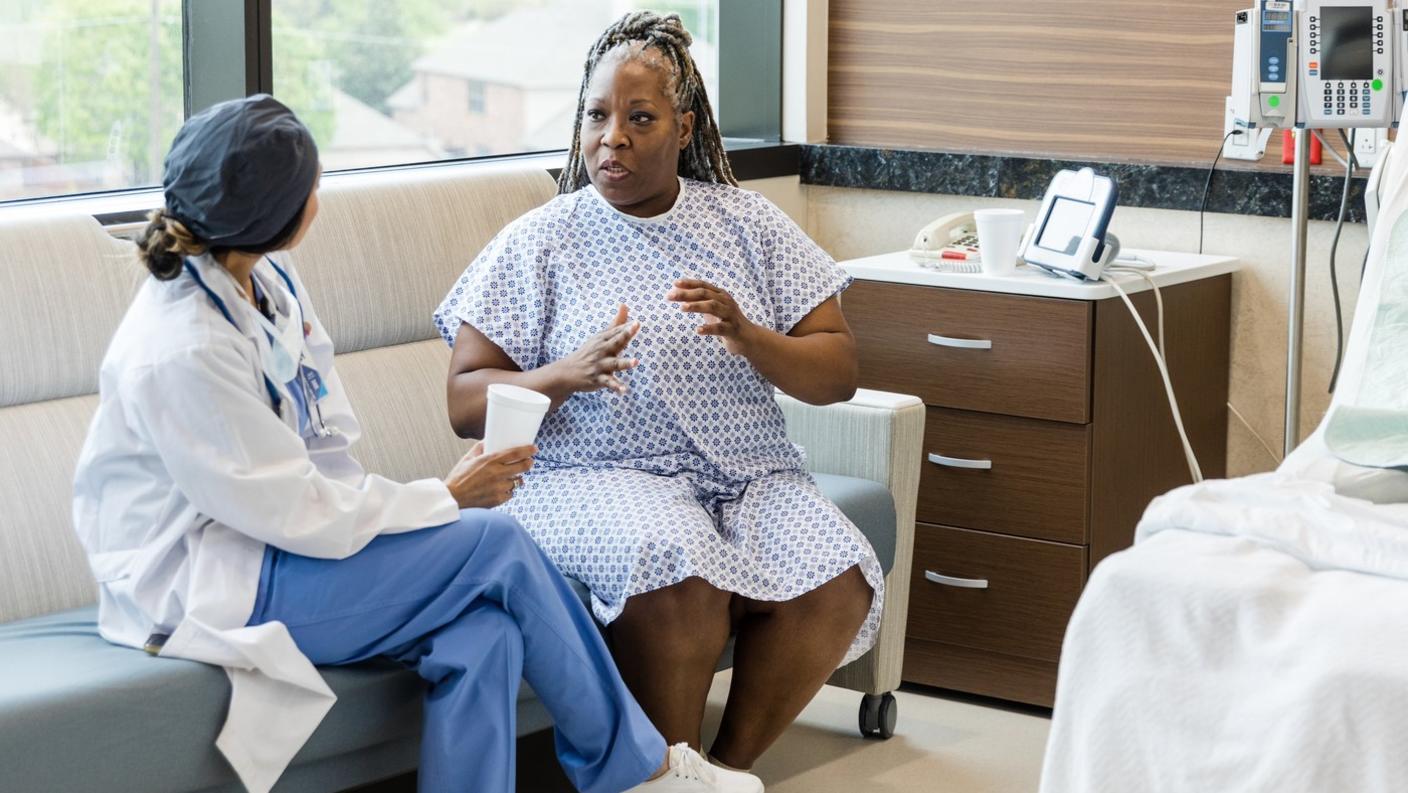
0, 162, 923, 792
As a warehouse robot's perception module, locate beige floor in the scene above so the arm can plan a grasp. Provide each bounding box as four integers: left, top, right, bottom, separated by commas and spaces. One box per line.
516, 670, 1053, 793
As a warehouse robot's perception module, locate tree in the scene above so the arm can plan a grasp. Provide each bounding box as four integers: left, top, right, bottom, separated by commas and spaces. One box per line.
33, 0, 183, 186
272, 0, 550, 114
31, 0, 334, 188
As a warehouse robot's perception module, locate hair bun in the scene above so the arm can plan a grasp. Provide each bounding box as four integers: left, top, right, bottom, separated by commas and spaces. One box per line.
137, 208, 207, 281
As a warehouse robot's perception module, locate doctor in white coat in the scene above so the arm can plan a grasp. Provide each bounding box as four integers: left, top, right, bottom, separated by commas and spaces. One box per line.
71, 95, 763, 793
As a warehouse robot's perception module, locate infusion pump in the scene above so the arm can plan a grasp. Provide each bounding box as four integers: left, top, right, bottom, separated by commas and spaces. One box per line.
1233, 0, 1408, 130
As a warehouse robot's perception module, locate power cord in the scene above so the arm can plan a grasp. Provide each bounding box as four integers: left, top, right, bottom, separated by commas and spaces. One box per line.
1199, 131, 1238, 255
1100, 267, 1204, 483
1227, 400, 1283, 467
1328, 129, 1359, 394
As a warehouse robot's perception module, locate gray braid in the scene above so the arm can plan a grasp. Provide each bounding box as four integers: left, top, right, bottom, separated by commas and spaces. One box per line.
558, 11, 736, 194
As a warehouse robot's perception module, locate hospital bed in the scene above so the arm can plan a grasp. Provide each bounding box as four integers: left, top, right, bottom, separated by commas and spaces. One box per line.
1039, 142, 1408, 792
0, 164, 923, 792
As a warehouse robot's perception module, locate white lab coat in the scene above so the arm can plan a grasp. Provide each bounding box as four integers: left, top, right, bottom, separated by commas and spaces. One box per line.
71, 254, 460, 793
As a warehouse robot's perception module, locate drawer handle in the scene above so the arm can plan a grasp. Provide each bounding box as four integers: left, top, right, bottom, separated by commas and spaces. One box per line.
927, 333, 993, 350
925, 571, 990, 589
928, 452, 993, 470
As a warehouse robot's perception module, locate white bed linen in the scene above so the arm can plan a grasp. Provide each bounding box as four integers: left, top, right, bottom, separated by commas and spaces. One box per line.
1041, 472, 1408, 792
1040, 515, 1408, 793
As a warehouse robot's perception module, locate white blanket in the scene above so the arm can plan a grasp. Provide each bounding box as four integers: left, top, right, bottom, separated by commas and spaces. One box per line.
1040, 476, 1408, 793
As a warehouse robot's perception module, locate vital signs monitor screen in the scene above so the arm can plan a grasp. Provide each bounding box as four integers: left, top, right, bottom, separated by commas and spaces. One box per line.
1037, 198, 1095, 255
1320, 6, 1374, 80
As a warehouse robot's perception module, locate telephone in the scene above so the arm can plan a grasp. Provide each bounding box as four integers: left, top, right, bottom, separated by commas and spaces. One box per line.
909, 212, 982, 272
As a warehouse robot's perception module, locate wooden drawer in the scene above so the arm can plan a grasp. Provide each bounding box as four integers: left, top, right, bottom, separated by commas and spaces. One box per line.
904, 638, 1058, 708
907, 523, 1086, 663
845, 280, 1093, 423
919, 407, 1090, 544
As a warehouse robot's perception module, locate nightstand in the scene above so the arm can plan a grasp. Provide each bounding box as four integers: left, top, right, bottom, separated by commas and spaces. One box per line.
840, 250, 1237, 706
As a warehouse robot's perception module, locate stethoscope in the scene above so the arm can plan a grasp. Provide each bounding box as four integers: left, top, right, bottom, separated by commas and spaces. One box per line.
183, 258, 337, 438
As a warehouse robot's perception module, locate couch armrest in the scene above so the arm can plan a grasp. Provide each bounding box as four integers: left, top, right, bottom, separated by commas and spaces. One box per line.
775, 388, 925, 695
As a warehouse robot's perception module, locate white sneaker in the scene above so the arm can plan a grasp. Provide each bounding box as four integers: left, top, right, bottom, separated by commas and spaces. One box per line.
624, 743, 764, 793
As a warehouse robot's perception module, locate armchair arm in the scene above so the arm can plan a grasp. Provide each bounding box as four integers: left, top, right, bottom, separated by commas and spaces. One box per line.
775, 388, 925, 695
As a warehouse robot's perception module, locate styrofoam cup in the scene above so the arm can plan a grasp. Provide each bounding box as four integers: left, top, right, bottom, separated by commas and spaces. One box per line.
975, 209, 1025, 276
483, 384, 551, 454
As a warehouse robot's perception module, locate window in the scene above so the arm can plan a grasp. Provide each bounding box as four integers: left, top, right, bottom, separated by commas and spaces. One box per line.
270, 0, 720, 170
0, 0, 772, 204
0, 0, 185, 201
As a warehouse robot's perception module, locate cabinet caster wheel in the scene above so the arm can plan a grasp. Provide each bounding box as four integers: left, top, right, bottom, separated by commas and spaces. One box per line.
858, 692, 897, 739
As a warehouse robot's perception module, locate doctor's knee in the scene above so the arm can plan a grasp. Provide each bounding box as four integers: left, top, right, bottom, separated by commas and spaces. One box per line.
455, 508, 538, 553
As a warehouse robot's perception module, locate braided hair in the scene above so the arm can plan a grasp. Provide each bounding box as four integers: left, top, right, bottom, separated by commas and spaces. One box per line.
558, 11, 735, 193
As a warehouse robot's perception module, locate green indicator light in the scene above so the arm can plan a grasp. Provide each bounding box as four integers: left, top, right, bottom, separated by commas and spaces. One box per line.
1373, 78, 1385, 91
1268, 95, 1281, 107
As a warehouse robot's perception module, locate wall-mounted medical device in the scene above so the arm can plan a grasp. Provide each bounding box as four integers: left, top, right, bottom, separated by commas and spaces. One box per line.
1303, 1, 1395, 125
1232, 0, 1406, 130
1019, 168, 1121, 282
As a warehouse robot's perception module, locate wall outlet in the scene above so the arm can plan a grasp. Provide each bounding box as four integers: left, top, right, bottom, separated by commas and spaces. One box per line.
1223, 97, 1272, 161
1353, 128, 1393, 169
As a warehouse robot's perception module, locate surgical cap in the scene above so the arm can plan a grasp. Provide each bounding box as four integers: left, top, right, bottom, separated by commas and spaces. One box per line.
162, 94, 320, 249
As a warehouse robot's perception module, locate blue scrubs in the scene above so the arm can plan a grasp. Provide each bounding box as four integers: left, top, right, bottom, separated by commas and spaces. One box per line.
247, 509, 666, 793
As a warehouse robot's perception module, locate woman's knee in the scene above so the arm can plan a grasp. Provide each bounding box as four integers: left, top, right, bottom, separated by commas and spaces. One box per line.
620, 576, 731, 623
771, 566, 872, 623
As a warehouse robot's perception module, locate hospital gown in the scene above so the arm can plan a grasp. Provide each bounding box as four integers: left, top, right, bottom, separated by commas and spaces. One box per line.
434, 178, 884, 665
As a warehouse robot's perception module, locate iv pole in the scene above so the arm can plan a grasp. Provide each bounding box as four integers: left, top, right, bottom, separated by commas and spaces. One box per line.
1285, 128, 1311, 457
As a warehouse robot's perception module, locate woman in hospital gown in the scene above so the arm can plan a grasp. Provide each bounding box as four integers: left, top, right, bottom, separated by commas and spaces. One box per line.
436, 12, 885, 772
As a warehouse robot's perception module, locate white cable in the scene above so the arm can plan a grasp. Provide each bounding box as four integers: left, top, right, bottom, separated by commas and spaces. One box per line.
1108, 265, 1165, 357
1111, 254, 1158, 270
1099, 273, 1204, 483
1227, 400, 1283, 466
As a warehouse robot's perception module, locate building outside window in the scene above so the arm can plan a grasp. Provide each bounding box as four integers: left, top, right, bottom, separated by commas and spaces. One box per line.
274, 0, 717, 170
467, 81, 486, 116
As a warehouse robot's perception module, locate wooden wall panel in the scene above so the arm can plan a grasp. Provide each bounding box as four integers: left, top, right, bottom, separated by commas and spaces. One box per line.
829, 1, 1246, 166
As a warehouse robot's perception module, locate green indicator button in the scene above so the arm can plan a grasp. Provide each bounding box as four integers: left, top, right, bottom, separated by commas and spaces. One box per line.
1373, 78, 1385, 91
1268, 95, 1281, 107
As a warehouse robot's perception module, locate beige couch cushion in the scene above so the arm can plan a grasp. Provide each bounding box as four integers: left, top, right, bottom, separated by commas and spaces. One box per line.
0, 397, 103, 623
335, 340, 472, 483
0, 214, 140, 622
275, 163, 558, 354
0, 215, 141, 407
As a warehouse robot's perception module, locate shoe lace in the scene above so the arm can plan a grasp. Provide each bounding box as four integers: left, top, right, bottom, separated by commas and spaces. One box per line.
670, 744, 718, 784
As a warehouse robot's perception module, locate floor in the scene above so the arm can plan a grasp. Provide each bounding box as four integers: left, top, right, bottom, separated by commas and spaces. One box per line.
364, 672, 1053, 792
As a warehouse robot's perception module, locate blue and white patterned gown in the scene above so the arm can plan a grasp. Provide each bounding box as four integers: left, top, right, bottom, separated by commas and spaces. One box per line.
434, 178, 884, 665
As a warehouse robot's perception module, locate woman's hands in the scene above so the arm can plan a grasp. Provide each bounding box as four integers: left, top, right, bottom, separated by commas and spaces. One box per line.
552, 304, 641, 395
667, 279, 759, 356
444, 441, 537, 509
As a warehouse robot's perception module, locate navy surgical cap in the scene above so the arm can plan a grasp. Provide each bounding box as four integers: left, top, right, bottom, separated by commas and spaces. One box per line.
162, 94, 320, 249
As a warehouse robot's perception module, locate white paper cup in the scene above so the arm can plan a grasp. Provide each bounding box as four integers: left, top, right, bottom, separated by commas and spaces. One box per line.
483, 384, 551, 454
975, 209, 1025, 277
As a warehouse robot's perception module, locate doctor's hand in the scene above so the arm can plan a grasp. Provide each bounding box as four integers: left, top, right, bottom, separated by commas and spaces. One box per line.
668, 279, 758, 356
552, 304, 641, 396
444, 441, 537, 509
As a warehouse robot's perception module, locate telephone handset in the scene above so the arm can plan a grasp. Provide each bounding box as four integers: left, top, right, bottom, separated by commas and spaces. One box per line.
909, 212, 982, 272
